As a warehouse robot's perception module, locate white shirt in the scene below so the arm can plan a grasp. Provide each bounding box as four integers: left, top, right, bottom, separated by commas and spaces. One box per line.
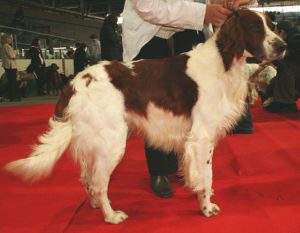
121, 0, 210, 61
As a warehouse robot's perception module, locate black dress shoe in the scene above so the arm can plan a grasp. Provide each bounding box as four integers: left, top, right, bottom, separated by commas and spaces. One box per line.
151, 175, 173, 198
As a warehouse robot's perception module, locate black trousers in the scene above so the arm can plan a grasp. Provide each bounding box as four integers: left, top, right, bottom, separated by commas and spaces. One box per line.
134, 30, 205, 176
236, 97, 253, 130
5, 68, 18, 101
35, 67, 46, 95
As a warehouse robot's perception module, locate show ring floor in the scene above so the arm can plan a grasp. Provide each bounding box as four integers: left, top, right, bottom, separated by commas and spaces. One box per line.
0, 99, 299, 233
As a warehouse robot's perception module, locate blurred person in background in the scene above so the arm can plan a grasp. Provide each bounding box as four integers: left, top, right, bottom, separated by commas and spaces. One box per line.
264, 20, 300, 113
87, 34, 101, 65
1, 34, 20, 101
27, 37, 46, 96
100, 14, 123, 61
74, 42, 88, 76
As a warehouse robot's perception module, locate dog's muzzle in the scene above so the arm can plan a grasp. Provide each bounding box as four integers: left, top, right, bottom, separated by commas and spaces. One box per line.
273, 39, 287, 57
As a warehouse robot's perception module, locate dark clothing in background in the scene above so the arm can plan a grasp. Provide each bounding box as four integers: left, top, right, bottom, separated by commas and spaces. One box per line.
27, 46, 46, 95
269, 59, 298, 103
5, 68, 18, 100
134, 37, 171, 60
74, 47, 88, 76
173, 29, 205, 54
27, 46, 45, 72
265, 33, 300, 112
100, 24, 123, 61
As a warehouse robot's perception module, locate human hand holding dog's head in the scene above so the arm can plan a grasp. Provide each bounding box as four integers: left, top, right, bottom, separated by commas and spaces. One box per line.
204, 4, 232, 26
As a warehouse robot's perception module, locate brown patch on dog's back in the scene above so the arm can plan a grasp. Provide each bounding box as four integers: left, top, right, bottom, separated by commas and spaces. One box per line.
105, 54, 198, 117
82, 73, 96, 87
54, 83, 75, 119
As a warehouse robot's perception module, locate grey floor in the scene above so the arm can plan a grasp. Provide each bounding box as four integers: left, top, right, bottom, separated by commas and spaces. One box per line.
0, 95, 58, 107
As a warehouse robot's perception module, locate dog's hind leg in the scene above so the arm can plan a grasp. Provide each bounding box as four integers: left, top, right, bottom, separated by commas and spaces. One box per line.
183, 131, 220, 217
80, 159, 100, 209
76, 124, 129, 224
90, 142, 128, 223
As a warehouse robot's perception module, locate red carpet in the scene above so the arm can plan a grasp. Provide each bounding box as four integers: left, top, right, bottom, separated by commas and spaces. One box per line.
0, 102, 299, 233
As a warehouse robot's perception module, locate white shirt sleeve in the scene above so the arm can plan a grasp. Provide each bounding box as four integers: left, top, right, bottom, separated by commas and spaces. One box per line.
132, 0, 207, 31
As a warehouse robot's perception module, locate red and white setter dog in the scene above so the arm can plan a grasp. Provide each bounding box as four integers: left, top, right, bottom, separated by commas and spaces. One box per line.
5, 9, 286, 224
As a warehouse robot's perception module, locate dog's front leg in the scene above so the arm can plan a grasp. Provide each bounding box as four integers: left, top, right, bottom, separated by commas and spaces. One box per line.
184, 130, 220, 217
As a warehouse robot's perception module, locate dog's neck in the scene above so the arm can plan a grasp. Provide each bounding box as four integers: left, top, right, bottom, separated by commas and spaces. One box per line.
189, 34, 248, 73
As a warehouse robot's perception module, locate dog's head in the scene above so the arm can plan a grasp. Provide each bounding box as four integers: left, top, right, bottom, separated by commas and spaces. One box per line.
216, 8, 286, 71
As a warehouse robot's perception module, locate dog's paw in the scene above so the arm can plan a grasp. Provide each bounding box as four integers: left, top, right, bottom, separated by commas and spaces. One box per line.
201, 203, 220, 217
105, 210, 128, 224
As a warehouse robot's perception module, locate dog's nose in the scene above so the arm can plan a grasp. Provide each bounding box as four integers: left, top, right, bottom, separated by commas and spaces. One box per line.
274, 39, 287, 54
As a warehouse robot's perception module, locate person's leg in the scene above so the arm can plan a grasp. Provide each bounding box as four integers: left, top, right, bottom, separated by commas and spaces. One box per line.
264, 60, 298, 113
145, 145, 178, 197
134, 37, 177, 198
5, 69, 17, 101
11, 69, 18, 100
5, 69, 13, 101
36, 68, 45, 95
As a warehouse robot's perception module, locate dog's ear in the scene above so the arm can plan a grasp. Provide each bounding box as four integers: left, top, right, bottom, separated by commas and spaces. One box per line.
216, 11, 245, 71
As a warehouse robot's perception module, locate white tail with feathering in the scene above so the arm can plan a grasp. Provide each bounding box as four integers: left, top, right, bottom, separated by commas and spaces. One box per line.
4, 118, 72, 183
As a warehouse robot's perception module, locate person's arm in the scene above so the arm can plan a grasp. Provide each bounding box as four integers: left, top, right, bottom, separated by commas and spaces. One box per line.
132, 0, 208, 30
86, 44, 91, 58
3, 44, 17, 60
133, 0, 232, 29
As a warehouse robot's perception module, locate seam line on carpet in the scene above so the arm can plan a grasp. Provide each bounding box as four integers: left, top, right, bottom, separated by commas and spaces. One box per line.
62, 198, 87, 233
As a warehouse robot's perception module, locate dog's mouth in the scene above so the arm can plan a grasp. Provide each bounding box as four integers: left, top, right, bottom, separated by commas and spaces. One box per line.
274, 50, 286, 60
256, 49, 286, 63
264, 50, 286, 62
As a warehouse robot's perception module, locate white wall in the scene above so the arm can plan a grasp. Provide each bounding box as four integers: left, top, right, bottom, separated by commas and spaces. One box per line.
0, 59, 74, 77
